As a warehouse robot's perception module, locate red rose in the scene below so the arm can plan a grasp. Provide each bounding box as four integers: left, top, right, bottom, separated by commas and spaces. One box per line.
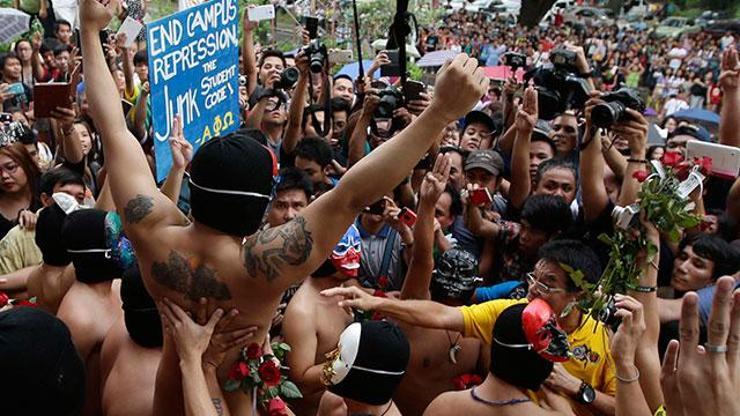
452, 375, 466, 390
0, 292, 8, 308
373, 289, 387, 298
258, 360, 282, 387
267, 397, 289, 416
632, 170, 649, 183
228, 361, 250, 380
246, 343, 263, 360
661, 151, 683, 167
371, 311, 385, 321
377, 276, 390, 289
675, 161, 691, 181
694, 156, 713, 175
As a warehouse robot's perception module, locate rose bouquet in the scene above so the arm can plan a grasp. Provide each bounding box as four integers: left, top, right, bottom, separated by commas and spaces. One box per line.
570, 151, 710, 319
223, 341, 302, 415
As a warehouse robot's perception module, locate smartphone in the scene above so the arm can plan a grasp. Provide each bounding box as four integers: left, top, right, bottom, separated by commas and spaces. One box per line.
398, 207, 417, 228
687, 140, 740, 179
364, 199, 387, 215
470, 188, 493, 206
328, 49, 353, 65
303, 16, 319, 39
380, 50, 401, 77
6, 83, 25, 97
404, 80, 425, 102
248, 5, 275, 22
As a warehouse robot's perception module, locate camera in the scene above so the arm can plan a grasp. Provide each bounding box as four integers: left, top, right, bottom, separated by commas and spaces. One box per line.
239, 75, 247, 87
598, 297, 621, 332
503, 52, 527, 70
375, 86, 405, 119
549, 48, 579, 73
274, 67, 299, 90
303, 39, 327, 74
525, 66, 591, 121
611, 203, 640, 230
591, 88, 645, 128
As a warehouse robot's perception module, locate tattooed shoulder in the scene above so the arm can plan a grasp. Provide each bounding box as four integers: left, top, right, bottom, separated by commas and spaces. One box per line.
150, 251, 231, 301
243, 216, 314, 282
124, 194, 154, 225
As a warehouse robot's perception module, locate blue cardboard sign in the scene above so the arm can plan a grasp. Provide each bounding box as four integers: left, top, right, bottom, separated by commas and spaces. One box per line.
146, 0, 240, 181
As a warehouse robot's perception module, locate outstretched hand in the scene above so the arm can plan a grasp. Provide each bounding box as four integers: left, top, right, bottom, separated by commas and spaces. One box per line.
515, 85, 538, 132
321, 285, 382, 314
719, 46, 739, 91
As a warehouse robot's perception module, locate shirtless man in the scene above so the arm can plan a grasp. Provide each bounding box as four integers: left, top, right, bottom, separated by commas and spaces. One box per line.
423, 301, 575, 416
100, 265, 163, 416
283, 224, 363, 416
56, 208, 130, 415
317, 320, 410, 416
392, 155, 484, 416
80, 1, 488, 414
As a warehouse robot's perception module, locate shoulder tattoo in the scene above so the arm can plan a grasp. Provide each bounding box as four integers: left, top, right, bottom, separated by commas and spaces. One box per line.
124, 194, 154, 224
243, 216, 314, 282
151, 251, 231, 301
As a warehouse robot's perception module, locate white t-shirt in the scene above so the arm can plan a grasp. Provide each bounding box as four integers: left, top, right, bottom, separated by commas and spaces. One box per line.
664, 98, 689, 116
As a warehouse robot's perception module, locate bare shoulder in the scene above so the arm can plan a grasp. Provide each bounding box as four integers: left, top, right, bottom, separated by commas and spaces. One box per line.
241, 216, 314, 283
424, 390, 468, 416
122, 193, 190, 239
147, 249, 232, 302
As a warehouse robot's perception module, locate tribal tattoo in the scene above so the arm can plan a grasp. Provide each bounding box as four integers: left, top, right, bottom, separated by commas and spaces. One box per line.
151, 251, 231, 301
124, 194, 154, 224
243, 216, 314, 282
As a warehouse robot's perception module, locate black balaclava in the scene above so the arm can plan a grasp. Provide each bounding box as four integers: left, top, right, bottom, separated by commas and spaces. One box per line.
121, 264, 163, 348
431, 248, 481, 303
189, 131, 276, 237
62, 209, 125, 284
35, 204, 72, 267
324, 321, 410, 405
0, 308, 85, 416
490, 304, 553, 391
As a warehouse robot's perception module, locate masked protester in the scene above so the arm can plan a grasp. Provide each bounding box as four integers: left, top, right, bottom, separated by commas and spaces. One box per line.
284, 225, 364, 416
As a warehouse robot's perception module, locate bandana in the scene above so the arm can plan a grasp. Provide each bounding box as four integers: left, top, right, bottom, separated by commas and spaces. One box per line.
323, 321, 410, 405
62, 209, 133, 284
189, 131, 275, 237
431, 248, 482, 302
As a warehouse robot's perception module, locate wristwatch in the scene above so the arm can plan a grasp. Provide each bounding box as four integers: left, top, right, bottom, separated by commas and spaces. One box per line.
576, 381, 596, 404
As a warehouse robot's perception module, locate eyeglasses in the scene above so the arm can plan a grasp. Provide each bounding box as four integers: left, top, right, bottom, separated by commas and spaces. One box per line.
525, 272, 566, 295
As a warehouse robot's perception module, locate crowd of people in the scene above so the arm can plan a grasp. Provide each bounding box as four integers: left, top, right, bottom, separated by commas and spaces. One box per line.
422, 8, 734, 118
0, 0, 739, 415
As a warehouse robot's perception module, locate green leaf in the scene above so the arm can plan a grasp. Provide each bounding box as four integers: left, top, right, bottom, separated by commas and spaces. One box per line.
280, 381, 303, 399
224, 379, 241, 392
279, 342, 292, 352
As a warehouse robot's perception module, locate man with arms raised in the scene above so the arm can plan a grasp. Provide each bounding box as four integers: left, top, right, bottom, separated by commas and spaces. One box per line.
79, 1, 488, 414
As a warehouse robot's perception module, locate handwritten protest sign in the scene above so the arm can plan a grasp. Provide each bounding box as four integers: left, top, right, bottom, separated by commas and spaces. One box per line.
147, 0, 240, 181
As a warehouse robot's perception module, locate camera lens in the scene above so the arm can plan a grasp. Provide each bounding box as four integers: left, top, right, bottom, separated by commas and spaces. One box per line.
376, 97, 396, 118
310, 53, 324, 73
534, 86, 561, 121
278, 67, 299, 89
592, 101, 625, 128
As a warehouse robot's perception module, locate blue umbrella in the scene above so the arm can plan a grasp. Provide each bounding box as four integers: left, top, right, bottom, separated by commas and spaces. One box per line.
671, 108, 721, 131
335, 60, 376, 80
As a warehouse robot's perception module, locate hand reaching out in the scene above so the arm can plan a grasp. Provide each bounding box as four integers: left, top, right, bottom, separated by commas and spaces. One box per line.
159, 297, 223, 363
419, 154, 451, 206
719, 46, 739, 91
611, 294, 646, 365
430, 54, 489, 124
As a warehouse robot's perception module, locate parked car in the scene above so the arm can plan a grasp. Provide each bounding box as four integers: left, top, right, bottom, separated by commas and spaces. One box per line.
563, 7, 613, 28
651, 16, 701, 38
705, 19, 740, 36
695, 10, 730, 28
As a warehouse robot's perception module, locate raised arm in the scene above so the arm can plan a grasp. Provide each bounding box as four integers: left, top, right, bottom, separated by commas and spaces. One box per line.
718, 46, 739, 147
242, 9, 259, 97
625, 219, 664, 412
509, 86, 537, 209
160, 117, 192, 205
282, 54, 309, 155
401, 154, 451, 300
612, 109, 648, 208
242, 54, 487, 289
347, 93, 378, 168
79, 0, 181, 235
50, 107, 84, 164
117, 33, 136, 99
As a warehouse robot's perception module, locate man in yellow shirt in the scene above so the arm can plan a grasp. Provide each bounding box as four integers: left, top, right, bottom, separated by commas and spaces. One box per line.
323, 239, 616, 416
